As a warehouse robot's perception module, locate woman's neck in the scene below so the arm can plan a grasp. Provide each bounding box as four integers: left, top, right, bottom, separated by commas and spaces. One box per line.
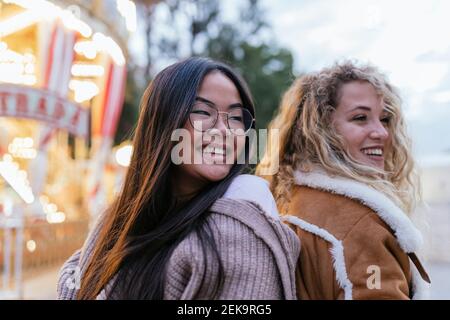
171, 172, 205, 204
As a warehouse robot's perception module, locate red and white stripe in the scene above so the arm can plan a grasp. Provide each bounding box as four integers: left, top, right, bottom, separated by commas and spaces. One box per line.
44, 20, 77, 97
100, 61, 127, 138
38, 20, 77, 152
37, 126, 56, 152
29, 21, 77, 198
88, 62, 126, 217
87, 136, 112, 217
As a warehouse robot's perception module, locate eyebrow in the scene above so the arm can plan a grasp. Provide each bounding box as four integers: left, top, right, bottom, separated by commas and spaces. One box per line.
347, 105, 390, 117
195, 96, 243, 110
347, 105, 372, 113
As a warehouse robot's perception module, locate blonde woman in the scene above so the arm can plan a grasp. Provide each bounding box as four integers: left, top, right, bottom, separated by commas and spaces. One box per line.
257, 61, 430, 300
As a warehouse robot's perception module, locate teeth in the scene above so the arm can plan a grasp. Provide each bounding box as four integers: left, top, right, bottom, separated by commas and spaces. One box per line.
363, 148, 383, 156
203, 146, 225, 155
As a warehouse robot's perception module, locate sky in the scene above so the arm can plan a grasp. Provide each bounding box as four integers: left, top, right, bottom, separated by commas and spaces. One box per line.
131, 0, 450, 158
258, 0, 450, 157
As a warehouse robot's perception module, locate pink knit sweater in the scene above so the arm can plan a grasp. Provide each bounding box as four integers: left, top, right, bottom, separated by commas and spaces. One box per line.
57, 198, 300, 300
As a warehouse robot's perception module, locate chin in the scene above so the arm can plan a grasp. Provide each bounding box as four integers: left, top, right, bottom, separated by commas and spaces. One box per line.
361, 161, 385, 171
200, 164, 233, 182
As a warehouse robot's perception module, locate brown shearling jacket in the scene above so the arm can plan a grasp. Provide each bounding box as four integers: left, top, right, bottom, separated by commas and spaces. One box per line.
282, 170, 430, 300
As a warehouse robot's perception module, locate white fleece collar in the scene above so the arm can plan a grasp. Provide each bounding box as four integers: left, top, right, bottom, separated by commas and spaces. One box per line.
293, 169, 423, 253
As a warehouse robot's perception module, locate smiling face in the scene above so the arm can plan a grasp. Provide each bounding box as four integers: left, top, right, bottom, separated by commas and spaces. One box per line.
331, 81, 392, 170
172, 71, 247, 197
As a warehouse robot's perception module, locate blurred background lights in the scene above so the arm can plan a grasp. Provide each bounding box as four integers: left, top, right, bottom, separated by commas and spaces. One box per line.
26, 240, 36, 253
115, 145, 133, 167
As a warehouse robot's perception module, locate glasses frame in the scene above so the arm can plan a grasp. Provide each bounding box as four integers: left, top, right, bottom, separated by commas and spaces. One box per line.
189, 105, 255, 135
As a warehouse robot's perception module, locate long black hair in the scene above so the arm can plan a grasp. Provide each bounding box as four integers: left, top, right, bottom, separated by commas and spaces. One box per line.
77, 57, 255, 299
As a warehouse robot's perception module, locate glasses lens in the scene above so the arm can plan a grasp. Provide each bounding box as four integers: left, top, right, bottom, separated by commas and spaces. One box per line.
228, 108, 253, 135
189, 102, 217, 132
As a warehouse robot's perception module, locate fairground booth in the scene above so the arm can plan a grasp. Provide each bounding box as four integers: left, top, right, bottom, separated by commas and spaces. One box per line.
0, 0, 134, 298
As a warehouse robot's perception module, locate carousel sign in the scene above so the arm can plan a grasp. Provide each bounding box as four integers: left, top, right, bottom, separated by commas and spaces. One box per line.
0, 83, 89, 137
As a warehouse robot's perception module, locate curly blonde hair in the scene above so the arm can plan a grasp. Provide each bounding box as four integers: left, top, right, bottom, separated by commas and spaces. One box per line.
256, 61, 420, 214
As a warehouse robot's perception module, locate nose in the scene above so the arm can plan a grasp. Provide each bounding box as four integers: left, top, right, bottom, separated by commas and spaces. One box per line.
209, 112, 228, 135
369, 120, 389, 141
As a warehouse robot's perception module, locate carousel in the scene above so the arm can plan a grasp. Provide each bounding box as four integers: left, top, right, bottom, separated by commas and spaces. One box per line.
0, 0, 134, 298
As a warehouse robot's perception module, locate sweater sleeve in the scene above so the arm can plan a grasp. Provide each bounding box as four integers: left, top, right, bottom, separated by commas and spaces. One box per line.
163, 233, 210, 300
57, 249, 81, 300
56, 214, 104, 300
342, 213, 411, 300
163, 212, 285, 300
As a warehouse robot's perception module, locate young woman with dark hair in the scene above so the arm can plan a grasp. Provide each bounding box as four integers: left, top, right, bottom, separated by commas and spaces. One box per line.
57, 57, 299, 300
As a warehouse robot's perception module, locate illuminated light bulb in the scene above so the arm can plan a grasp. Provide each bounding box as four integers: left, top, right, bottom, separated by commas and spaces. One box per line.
40, 195, 49, 204
27, 149, 37, 159
18, 170, 27, 180
117, 0, 137, 32
23, 75, 37, 85
0, 47, 36, 86
3, 0, 92, 37
0, 62, 24, 75
24, 63, 34, 74
8, 144, 17, 154
71, 64, 104, 77
47, 203, 57, 213
56, 212, 66, 223
74, 41, 98, 60
60, 9, 92, 37
85, 49, 97, 59
69, 79, 100, 103
0, 10, 43, 38
115, 145, 133, 167
3, 154, 13, 162
0, 157, 35, 204
24, 137, 34, 148
26, 240, 37, 252
93, 33, 125, 66
24, 53, 35, 63
46, 211, 66, 224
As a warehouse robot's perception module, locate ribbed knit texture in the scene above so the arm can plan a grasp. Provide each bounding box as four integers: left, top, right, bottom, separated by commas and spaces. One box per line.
57, 198, 300, 300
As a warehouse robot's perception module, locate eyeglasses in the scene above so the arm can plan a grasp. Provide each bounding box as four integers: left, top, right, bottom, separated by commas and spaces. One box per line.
189, 101, 254, 135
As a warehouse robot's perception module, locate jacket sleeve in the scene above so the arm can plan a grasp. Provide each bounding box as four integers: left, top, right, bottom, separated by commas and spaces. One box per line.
342, 213, 412, 300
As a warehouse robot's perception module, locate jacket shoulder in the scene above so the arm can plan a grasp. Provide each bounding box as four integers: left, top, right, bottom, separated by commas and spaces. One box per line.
285, 198, 412, 299
286, 185, 374, 240
341, 212, 412, 299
